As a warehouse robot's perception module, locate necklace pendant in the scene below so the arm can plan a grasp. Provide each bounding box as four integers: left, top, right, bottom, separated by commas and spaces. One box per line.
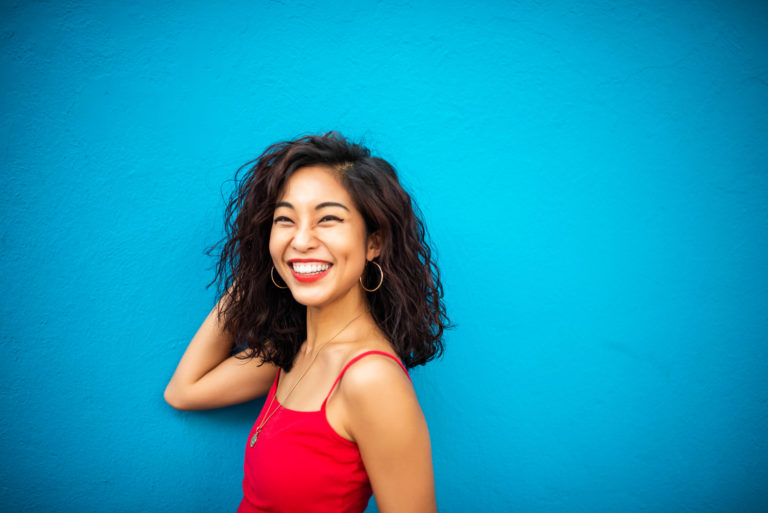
250, 430, 260, 447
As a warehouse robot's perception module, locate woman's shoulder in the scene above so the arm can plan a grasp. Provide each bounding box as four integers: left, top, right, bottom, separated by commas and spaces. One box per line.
322, 321, 410, 394
336, 345, 412, 403
341, 331, 406, 375
334, 344, 423, 446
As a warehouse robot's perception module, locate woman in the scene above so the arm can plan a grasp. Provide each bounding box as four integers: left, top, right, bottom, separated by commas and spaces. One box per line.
164, 132, 449, 513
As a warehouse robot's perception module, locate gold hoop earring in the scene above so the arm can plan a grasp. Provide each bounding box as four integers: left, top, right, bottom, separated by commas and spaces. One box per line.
271, 266, 288, 289
359, 261, 384, 292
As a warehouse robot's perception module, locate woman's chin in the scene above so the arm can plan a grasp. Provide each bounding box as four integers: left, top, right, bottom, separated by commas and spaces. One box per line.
286, 283, 362, 310
287, 289, 329, 308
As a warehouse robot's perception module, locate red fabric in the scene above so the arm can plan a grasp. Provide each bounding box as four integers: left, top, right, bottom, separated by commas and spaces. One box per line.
237, 350, 410, 513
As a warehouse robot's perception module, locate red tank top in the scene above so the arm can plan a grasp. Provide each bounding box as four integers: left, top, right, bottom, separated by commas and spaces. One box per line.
237, 350, 410, 513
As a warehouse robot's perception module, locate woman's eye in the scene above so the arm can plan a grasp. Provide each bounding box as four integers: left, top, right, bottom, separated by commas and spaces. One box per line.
273, 216, 293, 224
319, 215, 343, 223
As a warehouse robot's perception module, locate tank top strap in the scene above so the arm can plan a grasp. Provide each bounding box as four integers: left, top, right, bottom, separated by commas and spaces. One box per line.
321, 350, 410, 409
265, 368, 281, 400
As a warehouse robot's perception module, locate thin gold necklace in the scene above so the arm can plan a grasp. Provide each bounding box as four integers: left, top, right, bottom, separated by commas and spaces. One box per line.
250, 313, 363, 447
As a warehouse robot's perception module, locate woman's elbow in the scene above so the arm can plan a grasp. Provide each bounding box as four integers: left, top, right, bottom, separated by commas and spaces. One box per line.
164, 384, 192, 411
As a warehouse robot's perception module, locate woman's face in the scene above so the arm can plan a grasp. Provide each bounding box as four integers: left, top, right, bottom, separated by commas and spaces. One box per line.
269, 165, 380, 308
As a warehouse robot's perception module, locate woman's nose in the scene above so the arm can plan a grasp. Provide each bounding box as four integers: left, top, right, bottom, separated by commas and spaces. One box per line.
291, 222, 317, 251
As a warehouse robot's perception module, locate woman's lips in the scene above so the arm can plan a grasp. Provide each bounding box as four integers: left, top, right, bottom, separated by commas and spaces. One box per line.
288, 260, 332, 283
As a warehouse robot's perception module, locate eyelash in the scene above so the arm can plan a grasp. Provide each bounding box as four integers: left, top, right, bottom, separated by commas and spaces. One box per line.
272, 215, 343, 224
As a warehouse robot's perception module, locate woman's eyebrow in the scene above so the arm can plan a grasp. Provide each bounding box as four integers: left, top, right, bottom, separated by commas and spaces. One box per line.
315, 201, 349, 211
274, 201, 349, 211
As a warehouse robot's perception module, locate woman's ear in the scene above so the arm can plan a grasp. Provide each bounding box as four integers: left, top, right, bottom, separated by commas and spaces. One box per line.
366, 231, 382, 261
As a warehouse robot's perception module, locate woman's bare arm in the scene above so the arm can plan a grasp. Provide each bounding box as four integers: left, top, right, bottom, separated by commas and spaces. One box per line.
340, 356, 437, 513
164, 296, 278, 411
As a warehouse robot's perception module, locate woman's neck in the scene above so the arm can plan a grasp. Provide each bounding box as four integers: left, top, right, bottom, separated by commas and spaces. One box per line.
303, 290, 370, 355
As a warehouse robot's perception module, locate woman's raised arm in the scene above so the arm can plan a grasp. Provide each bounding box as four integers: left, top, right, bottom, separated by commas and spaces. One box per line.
163, 295, 278, 411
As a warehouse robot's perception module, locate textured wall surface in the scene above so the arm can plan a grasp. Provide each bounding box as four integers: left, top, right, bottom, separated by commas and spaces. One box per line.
1, 1, 767, 512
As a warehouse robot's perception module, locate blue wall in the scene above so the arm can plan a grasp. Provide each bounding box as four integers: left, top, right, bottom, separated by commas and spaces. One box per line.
2, 1, 766, 511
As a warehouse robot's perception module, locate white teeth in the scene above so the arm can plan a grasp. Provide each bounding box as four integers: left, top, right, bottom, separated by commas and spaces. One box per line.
291, 262, 331, 274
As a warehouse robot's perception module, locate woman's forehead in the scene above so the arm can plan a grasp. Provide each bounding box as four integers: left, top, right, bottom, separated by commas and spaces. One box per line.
277, 165, 353, 206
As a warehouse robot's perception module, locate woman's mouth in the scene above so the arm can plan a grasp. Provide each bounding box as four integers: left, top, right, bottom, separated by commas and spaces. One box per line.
289, 261, 332, 283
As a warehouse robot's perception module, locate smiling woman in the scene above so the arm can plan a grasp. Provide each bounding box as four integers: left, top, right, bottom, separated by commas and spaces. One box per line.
164, 132, 450, 513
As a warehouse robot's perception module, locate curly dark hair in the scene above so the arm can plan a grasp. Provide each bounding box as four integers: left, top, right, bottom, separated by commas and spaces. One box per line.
209, 132, 449, 371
